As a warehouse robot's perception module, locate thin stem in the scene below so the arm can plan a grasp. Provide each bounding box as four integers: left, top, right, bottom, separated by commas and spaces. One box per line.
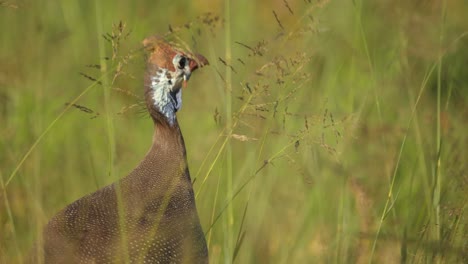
224, 1, 234, 262
369, 62, 437, 262
5, 74, 111, 187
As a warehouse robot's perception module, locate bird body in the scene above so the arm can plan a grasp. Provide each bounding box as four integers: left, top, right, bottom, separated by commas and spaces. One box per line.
36, 36, 209, 263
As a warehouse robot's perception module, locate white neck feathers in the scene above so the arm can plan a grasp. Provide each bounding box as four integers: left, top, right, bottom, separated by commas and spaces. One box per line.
149, 69, 182, 126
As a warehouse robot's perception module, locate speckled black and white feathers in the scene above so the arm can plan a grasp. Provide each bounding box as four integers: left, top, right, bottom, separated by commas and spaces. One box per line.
41, 125, 208, 263
35, 36, 209, 263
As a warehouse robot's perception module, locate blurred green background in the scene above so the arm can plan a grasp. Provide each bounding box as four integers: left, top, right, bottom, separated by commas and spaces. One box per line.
1, 0, 467, 263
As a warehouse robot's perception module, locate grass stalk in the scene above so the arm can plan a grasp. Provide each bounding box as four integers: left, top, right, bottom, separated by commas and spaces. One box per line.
1, 1, 466, 262
369, 62, 437, 262
0, 171, 21, 261
207, 170, 222, 249
433, 1, 446, 262
4, 74, 112, 187
94, 3, 127, 263
224, 0, 234, 262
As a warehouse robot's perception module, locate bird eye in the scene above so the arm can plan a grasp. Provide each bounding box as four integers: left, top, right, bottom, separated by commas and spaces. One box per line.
177, 56, 187, 70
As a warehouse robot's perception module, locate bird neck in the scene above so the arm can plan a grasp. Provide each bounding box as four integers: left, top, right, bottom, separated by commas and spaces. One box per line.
150, 121, 187, 158
122, 120, 189, 192
132, 66, 190, 187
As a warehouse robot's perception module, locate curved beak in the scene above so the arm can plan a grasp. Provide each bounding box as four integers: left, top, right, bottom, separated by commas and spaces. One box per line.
184, 54, 209, 88
189, 54, 209, 72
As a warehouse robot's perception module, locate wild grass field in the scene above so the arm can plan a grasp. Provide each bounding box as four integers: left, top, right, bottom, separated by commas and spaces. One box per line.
1, 0, 467, 263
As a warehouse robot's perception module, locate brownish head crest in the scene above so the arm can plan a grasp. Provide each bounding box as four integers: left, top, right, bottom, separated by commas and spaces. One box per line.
142, 36, 208, 73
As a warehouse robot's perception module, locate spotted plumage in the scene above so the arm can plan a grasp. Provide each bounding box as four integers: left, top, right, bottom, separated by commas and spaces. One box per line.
33, 36, 209, 263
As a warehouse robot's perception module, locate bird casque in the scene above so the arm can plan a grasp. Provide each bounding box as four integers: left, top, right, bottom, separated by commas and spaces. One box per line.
36, 36, 209, 263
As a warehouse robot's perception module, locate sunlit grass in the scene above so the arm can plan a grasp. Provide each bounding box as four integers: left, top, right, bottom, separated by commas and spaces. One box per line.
1, 0, 467, 263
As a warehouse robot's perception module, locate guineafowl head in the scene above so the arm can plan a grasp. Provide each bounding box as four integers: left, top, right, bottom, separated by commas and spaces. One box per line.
143, 36, 208, 126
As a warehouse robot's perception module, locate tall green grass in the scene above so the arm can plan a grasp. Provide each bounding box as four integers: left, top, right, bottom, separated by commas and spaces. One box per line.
1, 0, 467, 263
